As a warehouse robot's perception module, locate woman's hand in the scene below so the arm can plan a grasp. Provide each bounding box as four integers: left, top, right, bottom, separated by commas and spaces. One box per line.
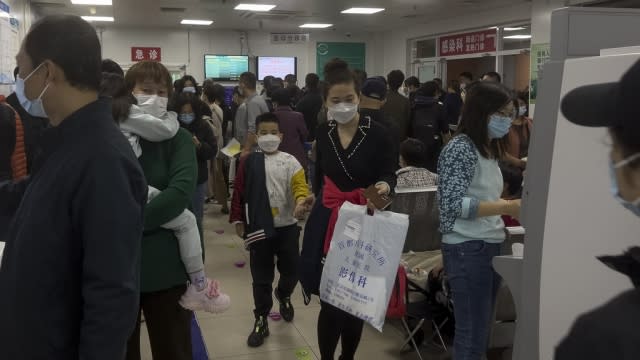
376, 182, 390, 195
366, 183, 391, 211
192, 136, 201, 148
502, 199, 522, 220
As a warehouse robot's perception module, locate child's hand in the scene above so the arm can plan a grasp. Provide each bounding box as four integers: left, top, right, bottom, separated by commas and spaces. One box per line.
294, 203, 306, 220
235, 223, 245, 238
294, 195, 315, 219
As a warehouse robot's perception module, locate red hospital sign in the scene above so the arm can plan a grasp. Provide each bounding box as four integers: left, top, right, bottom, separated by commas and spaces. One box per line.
131, 47, 162, 62
438, 30, 497, 56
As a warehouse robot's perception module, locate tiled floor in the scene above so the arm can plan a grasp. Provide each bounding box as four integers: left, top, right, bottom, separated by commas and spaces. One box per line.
138, 203, 451, 360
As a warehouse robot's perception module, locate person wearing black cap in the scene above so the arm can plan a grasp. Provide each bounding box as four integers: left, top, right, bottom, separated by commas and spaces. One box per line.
359, 77, 402, 155
555, 59, 640, 360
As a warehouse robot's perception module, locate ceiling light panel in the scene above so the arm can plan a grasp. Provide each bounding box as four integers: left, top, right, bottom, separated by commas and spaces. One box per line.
341, 7, 385, 14
81, 16, 114, 22
181, 19, 214, 25
504, 35, 532, 39
71, 0, 112, 5
299, 23, 333, 28
234, 4, 276, 12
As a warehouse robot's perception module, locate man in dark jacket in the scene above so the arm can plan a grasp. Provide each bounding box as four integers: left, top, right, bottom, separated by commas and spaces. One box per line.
359, 77, 402, 159
6, 67, 49, 175
0, 15, 147, 360
295, 73, 323, 141
409, 81, 450, 173
382, 70, 411, 140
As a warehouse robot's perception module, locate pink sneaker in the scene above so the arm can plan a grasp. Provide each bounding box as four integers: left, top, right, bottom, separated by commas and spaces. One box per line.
179, 279, 231, 314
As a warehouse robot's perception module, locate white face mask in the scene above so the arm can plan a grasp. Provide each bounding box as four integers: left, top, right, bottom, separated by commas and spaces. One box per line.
134, 94, 168, 118
328, 102, 358, 124
15, 63, 50, 118
183, 86, 196, 94
257, 134, 281, 153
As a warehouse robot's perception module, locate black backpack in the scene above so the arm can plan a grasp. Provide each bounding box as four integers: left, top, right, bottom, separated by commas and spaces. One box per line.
410, 99, 445, 172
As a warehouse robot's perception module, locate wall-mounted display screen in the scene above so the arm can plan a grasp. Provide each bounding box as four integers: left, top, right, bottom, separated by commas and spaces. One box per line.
204, 55, 249, 81
257, 56, 297, 81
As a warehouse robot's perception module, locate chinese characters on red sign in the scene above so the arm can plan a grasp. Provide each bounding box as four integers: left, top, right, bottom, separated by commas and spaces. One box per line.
439, 29, 497, 56
131, 47, 162, 62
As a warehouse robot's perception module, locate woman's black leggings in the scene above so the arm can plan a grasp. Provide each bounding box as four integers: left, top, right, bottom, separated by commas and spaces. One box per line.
317, 301, 365, 360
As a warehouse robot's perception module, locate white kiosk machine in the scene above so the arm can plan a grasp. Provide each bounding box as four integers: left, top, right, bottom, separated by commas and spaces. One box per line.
496, 6, 640, 360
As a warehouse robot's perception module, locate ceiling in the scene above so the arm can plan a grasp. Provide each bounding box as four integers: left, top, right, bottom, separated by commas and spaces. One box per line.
30, 0, 533, 32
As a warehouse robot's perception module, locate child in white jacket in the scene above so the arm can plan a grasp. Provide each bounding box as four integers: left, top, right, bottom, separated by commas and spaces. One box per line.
101, 73, 230, 313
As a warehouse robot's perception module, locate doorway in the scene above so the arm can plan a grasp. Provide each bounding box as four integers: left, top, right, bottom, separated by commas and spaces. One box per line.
446, 56, 496, 85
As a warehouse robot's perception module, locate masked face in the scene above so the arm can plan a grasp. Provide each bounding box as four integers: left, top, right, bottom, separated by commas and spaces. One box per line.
179, 112, 195, 125
326, 83, 360, 125
610, 152, 640, 217
15, 62, 50, 118
328, 102, 359, 124
519, 106, 527, 117
135, 94, 168, 118
488, 113, 513, 139
257, 134, 281, 153
183, 86, 196, 94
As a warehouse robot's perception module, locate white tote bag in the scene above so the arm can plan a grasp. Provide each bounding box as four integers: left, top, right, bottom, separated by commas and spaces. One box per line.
320, 202, 409, 331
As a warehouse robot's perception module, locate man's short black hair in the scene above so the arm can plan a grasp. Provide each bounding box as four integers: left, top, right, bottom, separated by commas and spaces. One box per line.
387, 70, 405, 91
459, 72, 473, 81
305, 73, 319, 89
240, 72, 257, 90
101, 59, 124, 77
13, 67, 19, 81
404, 76, 420, 89
400, 138, 427, 167
271, 88, 291, 107
256, 112, 280, 128
417, 81, 439, 98
24, 15, 102, 91
482, 71, 502, 83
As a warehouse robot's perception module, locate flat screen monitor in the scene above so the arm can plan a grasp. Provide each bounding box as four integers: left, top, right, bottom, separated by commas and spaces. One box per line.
257, 56, 297, 81
204, 55, 249, 81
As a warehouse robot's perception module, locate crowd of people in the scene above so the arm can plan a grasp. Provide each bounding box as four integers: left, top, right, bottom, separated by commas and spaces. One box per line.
0, 14, 638, 360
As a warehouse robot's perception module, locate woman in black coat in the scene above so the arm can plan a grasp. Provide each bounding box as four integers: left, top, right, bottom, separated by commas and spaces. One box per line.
172, 93, 217, 236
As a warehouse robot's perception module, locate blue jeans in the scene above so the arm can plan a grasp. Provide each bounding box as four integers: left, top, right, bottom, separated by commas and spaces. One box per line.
442, 241, 502, 360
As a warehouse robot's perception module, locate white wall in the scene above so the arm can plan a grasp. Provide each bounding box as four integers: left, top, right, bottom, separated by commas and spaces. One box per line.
380, 2, 532, 73
0, 0, 35, 95
99, 27, 377, 82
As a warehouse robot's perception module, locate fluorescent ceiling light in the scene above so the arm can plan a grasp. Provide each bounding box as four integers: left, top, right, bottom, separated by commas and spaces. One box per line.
81, 16, 114, 22
299, 23, 333, 28
504, 34, 532, 39
341, 7, 385, 14
0, 12, 10, 18
71, 0, 112, 5
234, 4, 276, 11
181, 19, 213, 25
504, 27, 526, 31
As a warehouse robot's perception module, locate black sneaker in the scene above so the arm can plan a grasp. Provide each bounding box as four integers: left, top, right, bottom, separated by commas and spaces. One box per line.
247, 316, 269, 347
274, 289, 295, 322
